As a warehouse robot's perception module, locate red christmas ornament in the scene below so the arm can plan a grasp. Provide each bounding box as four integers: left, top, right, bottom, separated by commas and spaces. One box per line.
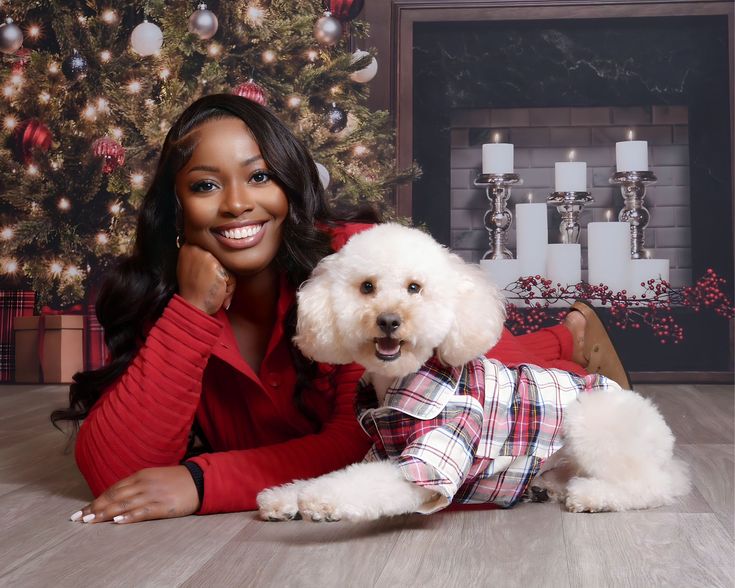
13, 118, 52, 164
10, 47, 31, 74
231, 80, 267, 106
324, 0, 364, 21
92, 137, 125, 174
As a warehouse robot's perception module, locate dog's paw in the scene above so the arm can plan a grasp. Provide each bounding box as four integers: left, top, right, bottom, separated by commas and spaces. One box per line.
257, 482, 303, 521
297, 480, 372, 523
564, 478, 610, 513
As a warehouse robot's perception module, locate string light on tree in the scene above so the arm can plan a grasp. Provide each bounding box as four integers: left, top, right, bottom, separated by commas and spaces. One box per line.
207, 42, 222, 57
99, 50, 111, 63
246, 4, 265, 25
159, 67, 171, 80
286, 94, 302, 109
2, 258, 18, 274
47, 61, 59, 75
26, 163, 39, 175
306, 49, 318, 62
101, 9, 119, 25
130, 172, 145, 188
110, 127, 123, 140
26, 23, 42, 39
38, 91, 50, 104
3, 115, 17, 130
96, 232, 109, 245
126, 79, 142, 93
58, 197, 70, 211
1, 226, 14, 240
261, 49, 276, 64
49, 261, 63, 276
109, 202, 122, 215
353, 144, 368, 157
65, 265, 81, 279
82, 104, 97, 120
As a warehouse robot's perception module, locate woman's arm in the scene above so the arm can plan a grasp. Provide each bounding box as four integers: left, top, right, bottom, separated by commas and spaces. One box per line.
74, 294, 224, 497
187, 362, 372, 514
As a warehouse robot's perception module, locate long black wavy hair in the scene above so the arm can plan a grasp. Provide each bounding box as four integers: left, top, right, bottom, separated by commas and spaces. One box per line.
51, 93, 378, 430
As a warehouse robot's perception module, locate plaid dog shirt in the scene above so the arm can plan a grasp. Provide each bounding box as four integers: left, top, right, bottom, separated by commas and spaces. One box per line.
356, 356, 620, 513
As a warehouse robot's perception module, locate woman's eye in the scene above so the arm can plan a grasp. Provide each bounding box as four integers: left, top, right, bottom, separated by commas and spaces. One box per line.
251, 171, 271, 184
360, 281, 374, 294
407, 282, 422, 294
191, 180, 218, 192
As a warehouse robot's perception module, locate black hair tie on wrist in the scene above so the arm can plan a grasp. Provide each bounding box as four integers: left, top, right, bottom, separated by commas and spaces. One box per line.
183, 461, 205, 506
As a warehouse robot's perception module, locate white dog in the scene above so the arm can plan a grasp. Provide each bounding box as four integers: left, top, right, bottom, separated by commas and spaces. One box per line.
257, 224, 690, 522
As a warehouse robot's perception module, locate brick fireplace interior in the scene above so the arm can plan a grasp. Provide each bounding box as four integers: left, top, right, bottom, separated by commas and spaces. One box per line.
410, 14, 732, 373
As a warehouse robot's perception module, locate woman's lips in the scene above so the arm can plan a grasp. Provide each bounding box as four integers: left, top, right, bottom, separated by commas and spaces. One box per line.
212, 222, 267, 250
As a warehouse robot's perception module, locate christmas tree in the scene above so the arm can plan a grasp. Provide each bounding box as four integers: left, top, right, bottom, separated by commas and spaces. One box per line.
0, 0, 416, 308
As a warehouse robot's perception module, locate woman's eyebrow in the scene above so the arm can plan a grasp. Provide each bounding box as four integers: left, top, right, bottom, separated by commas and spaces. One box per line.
187, 155, 264, 174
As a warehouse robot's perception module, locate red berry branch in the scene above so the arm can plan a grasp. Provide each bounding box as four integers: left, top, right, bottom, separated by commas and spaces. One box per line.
503, 269, 734, 344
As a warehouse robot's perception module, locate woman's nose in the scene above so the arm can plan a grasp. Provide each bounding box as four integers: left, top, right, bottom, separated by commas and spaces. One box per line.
221, 184, 254, 215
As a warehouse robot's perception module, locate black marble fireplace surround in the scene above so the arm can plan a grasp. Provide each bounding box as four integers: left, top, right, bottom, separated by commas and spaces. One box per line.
412, 15, 732, 374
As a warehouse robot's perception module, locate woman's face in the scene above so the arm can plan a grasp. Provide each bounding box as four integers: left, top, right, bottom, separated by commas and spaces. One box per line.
174, 117, 289, 277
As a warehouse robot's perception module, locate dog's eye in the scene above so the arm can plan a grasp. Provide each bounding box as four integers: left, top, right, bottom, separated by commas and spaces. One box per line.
360, 281, 375, 294
407, 282, 422, 294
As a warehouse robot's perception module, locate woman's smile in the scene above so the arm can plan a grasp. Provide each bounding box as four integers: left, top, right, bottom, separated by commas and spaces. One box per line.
212, 220, 268, 249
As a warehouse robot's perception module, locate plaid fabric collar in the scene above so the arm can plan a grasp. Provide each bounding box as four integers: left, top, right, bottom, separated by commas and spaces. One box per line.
356, 355, 465, 420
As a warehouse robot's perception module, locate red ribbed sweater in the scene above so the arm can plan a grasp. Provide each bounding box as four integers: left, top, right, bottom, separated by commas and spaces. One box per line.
75, 225, 585, 514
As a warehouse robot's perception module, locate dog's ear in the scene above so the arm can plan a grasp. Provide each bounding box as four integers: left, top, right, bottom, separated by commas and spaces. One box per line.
436, 254, 506, 367
293, 254, 354, 365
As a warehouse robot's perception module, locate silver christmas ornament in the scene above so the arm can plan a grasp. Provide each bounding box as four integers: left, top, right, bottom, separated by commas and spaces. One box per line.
0, 17, 23, 55
314, 12, 342, 46
188, 4, 218, 40
130, 20, 163, 56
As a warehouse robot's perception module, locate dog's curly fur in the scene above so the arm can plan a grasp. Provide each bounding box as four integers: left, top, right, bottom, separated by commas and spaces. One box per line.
257, 224, 690, 522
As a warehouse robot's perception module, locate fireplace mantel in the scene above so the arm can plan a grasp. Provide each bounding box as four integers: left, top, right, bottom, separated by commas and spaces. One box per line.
360, 0, 734, 381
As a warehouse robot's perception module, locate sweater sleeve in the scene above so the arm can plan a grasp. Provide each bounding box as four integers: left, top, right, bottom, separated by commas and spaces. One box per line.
188, 362, 372, 514
74, 294, 224, 497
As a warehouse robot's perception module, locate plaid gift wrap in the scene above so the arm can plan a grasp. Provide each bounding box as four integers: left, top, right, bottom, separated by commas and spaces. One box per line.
356, 355, 621, 513
0, 291, 36, 381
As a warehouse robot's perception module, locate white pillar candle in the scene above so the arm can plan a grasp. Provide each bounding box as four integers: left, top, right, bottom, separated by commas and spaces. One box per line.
547, 244, 581, 286
515, 203, 548, 277
554, 162, 587, 192
482, 143, 514, 174
616, 140, 649, 172
587, 222, 630, 295
480, 259, 521, 293
629, 258, 670, 298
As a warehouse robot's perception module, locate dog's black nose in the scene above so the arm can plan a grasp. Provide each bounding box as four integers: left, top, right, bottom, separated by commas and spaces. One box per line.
376, 313, 401, 335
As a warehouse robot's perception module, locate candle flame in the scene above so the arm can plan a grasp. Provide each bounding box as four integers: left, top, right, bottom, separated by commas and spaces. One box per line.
527, 192, 533, 203
493, 133, 500, 143
628, 129, 634, 141
645, 250, 652, 259
606, 210, 612, 222
568, 150, 575, 162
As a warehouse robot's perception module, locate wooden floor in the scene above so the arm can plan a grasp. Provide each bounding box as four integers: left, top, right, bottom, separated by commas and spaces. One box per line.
0, 384, 733, 588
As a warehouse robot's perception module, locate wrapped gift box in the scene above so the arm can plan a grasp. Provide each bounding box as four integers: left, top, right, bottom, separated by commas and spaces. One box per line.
0, 290, 36, 381
14, 315, 84, 383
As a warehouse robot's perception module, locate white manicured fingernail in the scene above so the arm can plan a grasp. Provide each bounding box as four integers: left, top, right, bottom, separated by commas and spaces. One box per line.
113, 515, 125, 523
69, 510, 83, 522
82, 513, 96, 523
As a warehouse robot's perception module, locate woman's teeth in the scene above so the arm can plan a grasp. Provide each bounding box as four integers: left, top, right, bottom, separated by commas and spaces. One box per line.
221, 224, 263, 240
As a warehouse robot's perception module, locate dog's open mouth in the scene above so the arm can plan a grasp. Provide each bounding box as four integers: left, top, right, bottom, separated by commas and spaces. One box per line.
374, 337, 402, 361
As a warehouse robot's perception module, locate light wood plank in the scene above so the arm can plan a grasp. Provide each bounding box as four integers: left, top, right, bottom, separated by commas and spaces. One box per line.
563, 512, 735, 587
676, 444, 735, 537
376, 502, 571, 587
182, 512, 408, 587
0, 513, 253, 587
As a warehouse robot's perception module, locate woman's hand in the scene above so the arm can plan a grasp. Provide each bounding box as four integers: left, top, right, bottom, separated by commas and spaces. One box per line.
177, 243, 235, 315
69, 466, 200, 525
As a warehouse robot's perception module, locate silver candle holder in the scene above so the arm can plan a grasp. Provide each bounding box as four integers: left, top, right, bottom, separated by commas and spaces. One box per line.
546, 191, 593, 244
474, 172, 522, 260
610, 170, 657, 259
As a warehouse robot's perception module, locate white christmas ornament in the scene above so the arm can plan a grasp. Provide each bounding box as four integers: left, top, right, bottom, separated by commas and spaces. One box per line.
315, 163, 330, 190
131, 20, 163, 56
0, 17, 23, 55
188, 4, 218, 40
350, 50, 378, 84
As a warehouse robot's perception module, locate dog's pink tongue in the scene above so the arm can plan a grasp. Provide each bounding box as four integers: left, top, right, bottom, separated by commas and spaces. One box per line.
376, 338, 400, 355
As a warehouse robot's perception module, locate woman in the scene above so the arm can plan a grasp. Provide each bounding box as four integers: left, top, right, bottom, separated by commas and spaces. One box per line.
54, 94, 625, 525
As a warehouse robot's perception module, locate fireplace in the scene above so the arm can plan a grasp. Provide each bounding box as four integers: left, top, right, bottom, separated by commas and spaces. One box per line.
362, 2, 733, 378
